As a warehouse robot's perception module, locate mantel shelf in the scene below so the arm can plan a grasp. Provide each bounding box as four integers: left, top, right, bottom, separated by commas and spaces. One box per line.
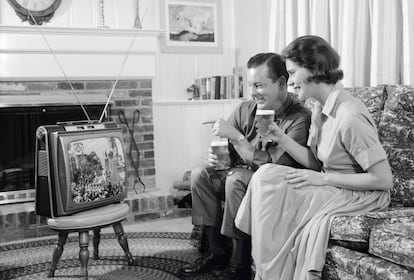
0, 25, 166, 37
0, 25, 160, 79
0, 94, 111, 107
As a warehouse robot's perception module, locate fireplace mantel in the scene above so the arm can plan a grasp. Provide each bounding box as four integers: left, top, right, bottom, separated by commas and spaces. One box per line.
0, 93, 110, 107
0, 25, 165, 81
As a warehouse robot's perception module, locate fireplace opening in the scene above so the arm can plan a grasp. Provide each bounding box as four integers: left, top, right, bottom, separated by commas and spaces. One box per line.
0, 104, 111, 205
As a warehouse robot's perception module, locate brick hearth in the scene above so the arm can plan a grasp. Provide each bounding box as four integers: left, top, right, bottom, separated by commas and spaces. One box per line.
0, 189, 192, 243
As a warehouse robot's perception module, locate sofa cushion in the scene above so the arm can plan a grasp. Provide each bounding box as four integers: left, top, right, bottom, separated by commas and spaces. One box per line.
47, 202, 128, 230
322, 262, 359, 280
324, 245, 414, 280
379, 85, 414, 207
324, 245, 366, 277
329, 208, 414, 246
358, 254, 414, 279
369, 222, 414, 270
330, 214, 376, 244
347, 85, 387, 127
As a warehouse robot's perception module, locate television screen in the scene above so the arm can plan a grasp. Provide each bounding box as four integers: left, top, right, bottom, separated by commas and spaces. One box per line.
67, 136, 126, 205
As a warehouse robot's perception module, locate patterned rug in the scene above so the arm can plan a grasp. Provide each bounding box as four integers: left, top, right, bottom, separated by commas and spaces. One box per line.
0, 232, 220, 280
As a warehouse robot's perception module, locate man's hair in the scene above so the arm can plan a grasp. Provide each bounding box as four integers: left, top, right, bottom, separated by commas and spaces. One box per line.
247, 53, 288, 84
281, 35, 343, 84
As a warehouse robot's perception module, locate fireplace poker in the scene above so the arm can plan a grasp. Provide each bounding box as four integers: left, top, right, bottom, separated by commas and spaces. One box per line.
118, 110, 146, 193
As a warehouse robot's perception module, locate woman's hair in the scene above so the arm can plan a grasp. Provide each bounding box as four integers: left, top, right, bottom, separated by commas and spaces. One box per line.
247, 53, 288, 84
281, 35, 343, 84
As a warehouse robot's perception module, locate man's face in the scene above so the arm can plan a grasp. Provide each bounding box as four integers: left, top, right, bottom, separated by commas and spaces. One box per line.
285, 59, 314, 101
247, 64, 284, 110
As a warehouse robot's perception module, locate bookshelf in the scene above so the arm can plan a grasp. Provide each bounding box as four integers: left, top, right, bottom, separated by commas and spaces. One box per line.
188, 66, 248, 101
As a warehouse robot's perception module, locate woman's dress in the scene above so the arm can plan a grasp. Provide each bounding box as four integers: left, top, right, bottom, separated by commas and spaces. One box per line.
235, 82, 391, 280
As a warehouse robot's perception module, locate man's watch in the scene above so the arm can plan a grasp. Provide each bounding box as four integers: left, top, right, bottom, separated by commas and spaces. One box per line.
230, 134, 246, 145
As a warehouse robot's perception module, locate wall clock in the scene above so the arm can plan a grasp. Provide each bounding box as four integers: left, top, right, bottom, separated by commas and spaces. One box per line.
7, 0, 62, 25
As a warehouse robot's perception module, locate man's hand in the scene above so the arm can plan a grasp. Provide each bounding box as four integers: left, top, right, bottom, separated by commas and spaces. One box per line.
284, 169, 326, 188
207, 147, 231, 168
255, 120, 270, 136
207, 147, 219, 167
262, 123, 286, 144
212, 119, 240, 140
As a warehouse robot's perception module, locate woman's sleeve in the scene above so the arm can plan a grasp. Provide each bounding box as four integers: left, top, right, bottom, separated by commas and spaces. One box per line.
341, 112, 387, 171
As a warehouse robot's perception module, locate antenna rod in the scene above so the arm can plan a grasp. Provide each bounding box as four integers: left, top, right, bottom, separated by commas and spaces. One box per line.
98, 28, 140, 123
27, 10, 91, 122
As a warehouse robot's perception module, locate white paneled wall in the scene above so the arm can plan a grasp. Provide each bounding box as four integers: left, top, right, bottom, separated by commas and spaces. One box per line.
153, 100, 241, 189
152, 0, 239, 189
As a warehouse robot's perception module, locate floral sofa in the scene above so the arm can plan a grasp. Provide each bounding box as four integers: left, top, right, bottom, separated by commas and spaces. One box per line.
321, 85, 414, 280
186, 84, 413, 279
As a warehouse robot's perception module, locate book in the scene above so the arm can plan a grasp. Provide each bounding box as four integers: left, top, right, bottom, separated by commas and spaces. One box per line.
213, 76, 221, 99
210, 76, 216, 99
200, 78, 207, 100
233, 67, 247, 99
220, 76, 226, 99
206, 77, 211, 99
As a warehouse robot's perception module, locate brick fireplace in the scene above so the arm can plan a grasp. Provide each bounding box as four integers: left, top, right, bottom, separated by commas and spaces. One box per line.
0, 78, 156, 197
0, 79, 168, 242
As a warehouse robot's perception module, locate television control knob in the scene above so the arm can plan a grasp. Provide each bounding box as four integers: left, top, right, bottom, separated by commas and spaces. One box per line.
36, 127, 47, 140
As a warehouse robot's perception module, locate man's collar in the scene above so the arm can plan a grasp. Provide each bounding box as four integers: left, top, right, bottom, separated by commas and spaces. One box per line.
321, 82, 344, 117
274, 92, 293, 118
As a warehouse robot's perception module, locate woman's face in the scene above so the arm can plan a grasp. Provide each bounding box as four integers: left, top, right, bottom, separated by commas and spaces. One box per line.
285, 59, 314, 101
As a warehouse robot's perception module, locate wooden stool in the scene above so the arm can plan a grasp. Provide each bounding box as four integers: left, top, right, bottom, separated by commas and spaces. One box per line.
46, 203, 134, 279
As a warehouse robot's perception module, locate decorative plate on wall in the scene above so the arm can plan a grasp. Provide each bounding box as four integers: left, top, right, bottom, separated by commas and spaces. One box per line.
7, 0, 62, 25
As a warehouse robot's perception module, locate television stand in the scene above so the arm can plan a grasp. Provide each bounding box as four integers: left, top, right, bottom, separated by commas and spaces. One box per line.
45, 203, 133, 280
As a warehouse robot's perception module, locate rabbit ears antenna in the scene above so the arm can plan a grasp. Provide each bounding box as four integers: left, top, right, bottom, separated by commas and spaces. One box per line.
26, 10, 140, 123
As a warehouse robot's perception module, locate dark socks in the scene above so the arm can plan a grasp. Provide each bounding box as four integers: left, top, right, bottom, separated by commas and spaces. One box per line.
204, 226, 227, 256
230, 237, 251, 266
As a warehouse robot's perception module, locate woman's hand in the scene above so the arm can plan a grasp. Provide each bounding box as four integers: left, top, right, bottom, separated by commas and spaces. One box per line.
285, 169, 326, 188
262, 123, 286, 144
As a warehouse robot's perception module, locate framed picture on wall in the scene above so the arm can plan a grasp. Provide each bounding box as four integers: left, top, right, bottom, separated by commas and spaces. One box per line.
160, 0, 223, 54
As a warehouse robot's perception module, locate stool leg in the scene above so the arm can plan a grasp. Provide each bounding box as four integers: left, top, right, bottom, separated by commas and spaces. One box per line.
78, 231, 89, 280
112, 222, 134, 265
48, 232, 68, 278
92, 229, 101, 260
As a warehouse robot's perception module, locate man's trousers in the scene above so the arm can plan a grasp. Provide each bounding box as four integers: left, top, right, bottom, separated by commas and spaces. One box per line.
191, 166, 254, 239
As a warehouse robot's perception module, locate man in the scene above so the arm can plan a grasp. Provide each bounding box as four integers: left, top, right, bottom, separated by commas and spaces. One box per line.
180, 53, 311, 280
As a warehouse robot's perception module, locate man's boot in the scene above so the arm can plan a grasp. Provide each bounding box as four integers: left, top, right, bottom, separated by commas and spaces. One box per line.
218, 237, 252, 280
180, 226, 230, 275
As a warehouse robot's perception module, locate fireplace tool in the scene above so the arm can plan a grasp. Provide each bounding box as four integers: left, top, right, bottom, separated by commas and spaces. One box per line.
118, 110, 146, 194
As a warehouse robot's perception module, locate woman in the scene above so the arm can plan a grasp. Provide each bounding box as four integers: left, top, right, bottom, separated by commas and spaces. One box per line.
235, 35, 393, 280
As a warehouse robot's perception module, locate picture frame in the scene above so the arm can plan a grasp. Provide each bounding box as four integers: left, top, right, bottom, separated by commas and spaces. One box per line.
160, 0, 223, 54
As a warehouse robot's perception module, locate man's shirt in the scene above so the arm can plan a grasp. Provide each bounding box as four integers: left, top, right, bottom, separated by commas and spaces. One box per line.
227, 93, 311, 170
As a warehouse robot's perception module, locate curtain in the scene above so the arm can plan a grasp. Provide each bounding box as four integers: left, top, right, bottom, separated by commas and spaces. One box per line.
268, 0, 414, 86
